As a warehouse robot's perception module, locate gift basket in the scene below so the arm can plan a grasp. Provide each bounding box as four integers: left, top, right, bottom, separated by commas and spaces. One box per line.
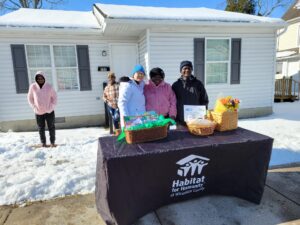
186, 119, 216, 136
208, 96, 240, 131
118, 112, 175, 144
125, 125, 168, 144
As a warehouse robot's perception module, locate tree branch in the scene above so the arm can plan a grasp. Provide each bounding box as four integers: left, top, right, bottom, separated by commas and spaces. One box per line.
1, 0, 65, 11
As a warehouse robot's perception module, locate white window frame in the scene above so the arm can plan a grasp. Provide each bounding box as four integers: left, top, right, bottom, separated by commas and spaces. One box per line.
298, 25, 300, 47
53, 44, 80, 91
276, 62, 283, 74
25, 44, 53, 85
25, 44, 80, 92
205, 37, 231, 86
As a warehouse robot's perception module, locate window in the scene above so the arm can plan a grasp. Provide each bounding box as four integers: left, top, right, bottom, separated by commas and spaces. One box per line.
26, 45, 53, 85
26, 45, 79, 91
54, 46, 79, 90
298, 25, 300, 47
206, 39, 230, 84
276, 62, 283, 74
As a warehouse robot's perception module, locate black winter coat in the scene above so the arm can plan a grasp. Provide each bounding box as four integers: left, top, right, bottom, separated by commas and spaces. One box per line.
172, 75, 209, 124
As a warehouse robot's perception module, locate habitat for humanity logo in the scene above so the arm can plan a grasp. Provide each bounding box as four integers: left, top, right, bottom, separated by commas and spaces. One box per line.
170, 154, 209, 198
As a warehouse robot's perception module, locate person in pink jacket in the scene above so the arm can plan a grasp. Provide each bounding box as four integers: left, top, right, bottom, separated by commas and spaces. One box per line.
144, 67, 177, 119
27, 71, 57, 147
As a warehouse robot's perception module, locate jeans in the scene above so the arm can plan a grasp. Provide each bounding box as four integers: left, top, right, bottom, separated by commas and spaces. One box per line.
107, 106, 120, 129
35, 111, 55, 144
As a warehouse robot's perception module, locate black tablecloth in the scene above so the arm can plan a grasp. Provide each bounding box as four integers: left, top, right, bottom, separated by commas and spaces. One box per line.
95, 128, 273, 225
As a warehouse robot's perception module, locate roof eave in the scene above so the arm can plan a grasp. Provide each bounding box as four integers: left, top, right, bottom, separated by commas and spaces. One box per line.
277, 54, 300, 60
0, 26, 103, 34
104, 17, 287, 29
285, 17, 300, 24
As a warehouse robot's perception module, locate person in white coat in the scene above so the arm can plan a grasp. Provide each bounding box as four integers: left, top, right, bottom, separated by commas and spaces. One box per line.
118, 64, 146, 127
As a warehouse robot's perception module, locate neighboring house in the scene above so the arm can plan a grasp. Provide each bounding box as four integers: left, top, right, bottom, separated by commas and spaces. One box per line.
0, 3, 285, 131
277, 0, 300, 82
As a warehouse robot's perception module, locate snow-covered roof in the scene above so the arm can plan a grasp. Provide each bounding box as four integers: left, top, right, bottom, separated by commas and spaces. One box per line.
95, 3, 284, 26
0, 8, 101, 29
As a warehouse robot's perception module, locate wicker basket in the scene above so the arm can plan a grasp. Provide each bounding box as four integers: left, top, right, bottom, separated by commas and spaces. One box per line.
186, 119, 216, 136
187, 123, 216, 136
125, 125, 168, 144
208, 110, 238, 131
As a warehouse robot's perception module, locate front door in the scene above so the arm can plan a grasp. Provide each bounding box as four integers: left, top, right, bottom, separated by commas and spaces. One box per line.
110, 44, 138, 79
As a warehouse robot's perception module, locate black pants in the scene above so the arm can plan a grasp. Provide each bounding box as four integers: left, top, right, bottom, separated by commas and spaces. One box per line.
35, 111, 55, 144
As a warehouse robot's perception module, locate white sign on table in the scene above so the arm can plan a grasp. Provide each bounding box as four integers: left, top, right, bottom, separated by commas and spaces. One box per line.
184, 105, 206, 122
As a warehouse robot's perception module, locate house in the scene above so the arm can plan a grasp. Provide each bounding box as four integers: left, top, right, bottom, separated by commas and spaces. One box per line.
277, 0, 300, 82
0, 3, 285, 131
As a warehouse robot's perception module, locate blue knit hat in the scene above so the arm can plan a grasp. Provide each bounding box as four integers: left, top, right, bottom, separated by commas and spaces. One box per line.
131, 64, 145, 76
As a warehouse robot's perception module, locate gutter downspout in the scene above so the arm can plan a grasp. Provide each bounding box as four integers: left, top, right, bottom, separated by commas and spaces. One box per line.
146, 29, 151, 78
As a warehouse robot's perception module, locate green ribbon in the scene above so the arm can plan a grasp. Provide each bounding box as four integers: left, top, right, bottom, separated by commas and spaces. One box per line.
117, 115, 176, 142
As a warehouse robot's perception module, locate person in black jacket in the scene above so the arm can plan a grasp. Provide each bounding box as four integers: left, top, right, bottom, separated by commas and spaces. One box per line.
172, 60, 209, 125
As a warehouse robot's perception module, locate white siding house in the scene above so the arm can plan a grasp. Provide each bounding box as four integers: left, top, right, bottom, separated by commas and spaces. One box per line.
0, 4, 285, 131
149, 30, 277, 111
276, 1, 300, 83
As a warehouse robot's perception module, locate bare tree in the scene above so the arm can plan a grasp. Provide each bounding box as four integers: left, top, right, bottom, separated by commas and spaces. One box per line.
0, 0, 65, 12
256, 0, 293, 16
223, 0, 293, 16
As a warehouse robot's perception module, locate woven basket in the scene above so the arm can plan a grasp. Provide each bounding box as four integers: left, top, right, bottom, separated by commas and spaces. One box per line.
125, 125, 168, 144
208, 110, 238, 131
187, 122, 216, 136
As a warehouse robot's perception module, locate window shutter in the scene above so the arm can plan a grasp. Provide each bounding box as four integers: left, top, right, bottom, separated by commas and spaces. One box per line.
194, 38, 205, 83
11, 44, 29, 93
77, 45, 92, 91
231, 38, 241, 84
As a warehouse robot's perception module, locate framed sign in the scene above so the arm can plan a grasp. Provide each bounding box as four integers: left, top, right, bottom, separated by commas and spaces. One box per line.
184, 105, 206, 122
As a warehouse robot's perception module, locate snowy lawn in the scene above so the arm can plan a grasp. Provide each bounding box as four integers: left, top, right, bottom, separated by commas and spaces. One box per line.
0, 101, 300, 206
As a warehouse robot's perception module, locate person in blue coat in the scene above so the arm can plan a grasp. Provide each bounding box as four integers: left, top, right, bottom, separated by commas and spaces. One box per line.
118, 64, 146, 127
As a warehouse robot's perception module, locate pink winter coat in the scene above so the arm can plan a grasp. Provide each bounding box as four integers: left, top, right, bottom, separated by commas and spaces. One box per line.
27, 81, 57, 115
144, 80, 177, 118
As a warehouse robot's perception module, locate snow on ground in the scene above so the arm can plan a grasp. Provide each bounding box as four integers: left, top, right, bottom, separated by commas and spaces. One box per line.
0, 101, 299, 206
0, 128, 109, 206
239, 101, 300, 166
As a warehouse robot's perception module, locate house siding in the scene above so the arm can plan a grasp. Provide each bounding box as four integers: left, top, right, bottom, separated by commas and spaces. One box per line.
149, 29, 276, 110
0, 34, 120, 123
277, 21, 299, 51
0, 26, 278, 130
138, 31, 148, 74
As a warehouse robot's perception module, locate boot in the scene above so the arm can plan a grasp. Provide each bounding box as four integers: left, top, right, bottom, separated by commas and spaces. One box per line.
115, 129, 121, 136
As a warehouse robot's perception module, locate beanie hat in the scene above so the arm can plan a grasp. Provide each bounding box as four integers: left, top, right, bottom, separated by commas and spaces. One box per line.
131, 64, 145, 76
180, 60, 193, 72
150, 67, 165, 79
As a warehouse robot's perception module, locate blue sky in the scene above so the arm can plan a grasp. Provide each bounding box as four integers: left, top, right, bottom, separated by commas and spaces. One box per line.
0, 0, 292, 18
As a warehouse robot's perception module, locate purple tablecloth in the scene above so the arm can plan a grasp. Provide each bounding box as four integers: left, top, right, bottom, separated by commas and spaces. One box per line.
95, 128, 273, 225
